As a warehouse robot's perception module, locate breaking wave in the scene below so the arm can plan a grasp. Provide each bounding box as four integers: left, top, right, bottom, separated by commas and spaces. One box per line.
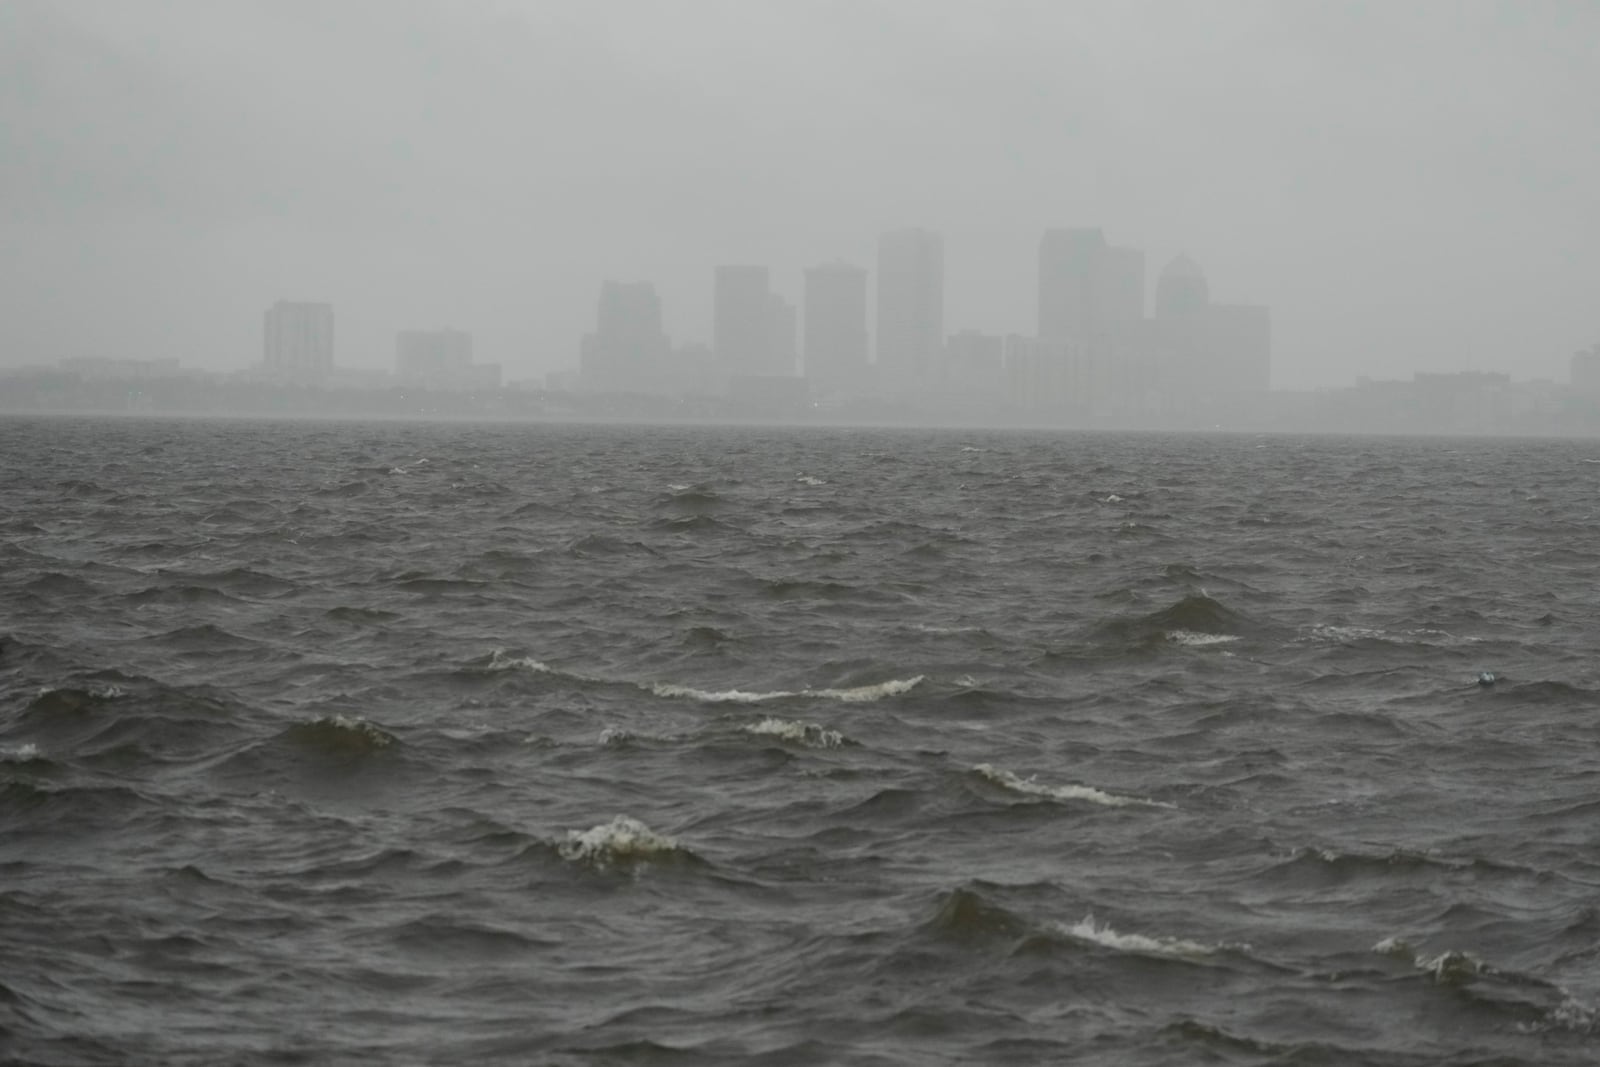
1060, 914, 1220, 958
652, 676, 923, 705
742, 717, 846, 748
974, 763, 1172, 809
558, 815, 688, 868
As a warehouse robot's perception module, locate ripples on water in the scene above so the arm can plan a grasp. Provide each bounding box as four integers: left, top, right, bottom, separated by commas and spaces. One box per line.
4, 416, 1600, 1064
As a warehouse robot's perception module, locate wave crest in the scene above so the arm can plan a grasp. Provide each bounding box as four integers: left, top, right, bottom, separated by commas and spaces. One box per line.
283, 715, 397, 756
1061, 914, 1218, 958
652, 676, 922, 705
974, 763, 1171, 809
743, 717, 845, 748
558, 815, 684, 867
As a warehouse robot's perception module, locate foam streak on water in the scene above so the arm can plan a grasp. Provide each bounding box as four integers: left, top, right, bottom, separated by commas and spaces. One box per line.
3, 418, 1599, 1065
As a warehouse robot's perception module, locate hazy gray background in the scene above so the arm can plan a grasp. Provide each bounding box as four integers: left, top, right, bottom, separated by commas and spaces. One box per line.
2, 0, 1596, 389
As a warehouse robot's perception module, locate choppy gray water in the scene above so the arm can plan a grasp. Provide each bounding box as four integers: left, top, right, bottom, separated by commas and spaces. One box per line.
4, 416, 1600, 1065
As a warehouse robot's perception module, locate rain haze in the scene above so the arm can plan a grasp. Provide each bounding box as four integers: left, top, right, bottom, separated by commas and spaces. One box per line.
3, 0, 1597, 392
13, 6, 1600, 1064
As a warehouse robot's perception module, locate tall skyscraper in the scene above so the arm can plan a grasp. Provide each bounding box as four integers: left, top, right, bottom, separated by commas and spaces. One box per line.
1155, 254, 1210, 319
1099, 246, 1147, 324
768, 294, 798, 376
876, 228, 943, 391
1037, 228, 1107, 342
263, 300, 334, 375
804, 262, 869, 393
580, 280, 671, 392
714, 266, 774, 374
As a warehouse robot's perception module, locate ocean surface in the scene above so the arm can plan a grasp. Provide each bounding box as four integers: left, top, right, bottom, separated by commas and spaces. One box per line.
3, 415, 1600, 1066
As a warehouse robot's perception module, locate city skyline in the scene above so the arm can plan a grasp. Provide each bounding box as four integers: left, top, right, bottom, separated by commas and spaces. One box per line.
2, 3, 1594, 391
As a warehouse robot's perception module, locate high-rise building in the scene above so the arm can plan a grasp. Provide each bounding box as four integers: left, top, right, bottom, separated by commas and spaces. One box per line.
263, 300, 334, 376
876, 228, 943, 391
714, 266, 774, 374
768, 294, 798, 377
580, 280, 671, 392
1155, 254, 1210, 319
804, 261, 869, 393
1099, 246, 1147, 324
1573, 344, 1600, 394
1037, 228, 1108, 342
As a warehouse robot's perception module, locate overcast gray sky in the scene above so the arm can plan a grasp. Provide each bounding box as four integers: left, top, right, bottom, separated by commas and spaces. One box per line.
2, 0, 1596, 389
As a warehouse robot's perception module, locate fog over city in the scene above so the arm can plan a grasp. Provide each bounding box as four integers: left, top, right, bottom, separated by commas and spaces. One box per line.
2, 0, 1597, 393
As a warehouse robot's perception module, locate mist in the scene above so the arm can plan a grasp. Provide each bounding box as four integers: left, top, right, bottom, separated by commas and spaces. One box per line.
2, 0, 1596, 391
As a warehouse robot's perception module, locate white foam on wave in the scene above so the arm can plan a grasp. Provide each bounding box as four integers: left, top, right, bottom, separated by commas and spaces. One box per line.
1, 743, 40, 761
666, 483, 691, 491
1305, 624, 1479, 647
651, 675, 923, 705
974, 763, 1173, 809
1532, 997, 1600, 1034
598, 726, 632, 746
487, 649, 554, 674
322, 714, 395, 748
1165, 630, 1239, 647
1061, 914, 1217, 958
1374, 936, 1491, 983
743, 717, 844, 748
558, 815, 681, 866
1378, 937, 1600, 1035
795, 474, 826, 486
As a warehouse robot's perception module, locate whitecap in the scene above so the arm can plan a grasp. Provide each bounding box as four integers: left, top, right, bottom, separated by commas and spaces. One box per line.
1165, 630, 1239, 647
1529, 997, 1600, 1034
650, 675, 923, 705
1060, 914, 1217, 958
795, 474, 826, 486
666, 483, 691, 491
486, 649, 554, 674
558, 815, 681, 866
1, 743, 40, 761
974, 763, 1172, 809
322, 714, 395, 748
743, 717, 844, 748
598, 726, 632, 746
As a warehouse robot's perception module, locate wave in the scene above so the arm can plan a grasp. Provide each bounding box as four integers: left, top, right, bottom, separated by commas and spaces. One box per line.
1059, 914, 1221, 958
558, 815, 689, 868
1093, 593, 1256, 649
1302, 623, 1481, 648
486, 650, 557, 675
0, 743, 40, 762
795, 474, 826, 486
973, 763, 1172, 809
21, 572, 95, 596
281, 715, 398, 756
646, 514, 729, 533
651, 675, 922, 705
1263, 845, 1537, 888
1372, 934, 1595, 1031
923, 885, 1029, 940
1166, 631, 1240, 648
742, 717, 845, 748
485, 651, 920, 706
563, 533, 662, 557
650, 487, 725, 519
